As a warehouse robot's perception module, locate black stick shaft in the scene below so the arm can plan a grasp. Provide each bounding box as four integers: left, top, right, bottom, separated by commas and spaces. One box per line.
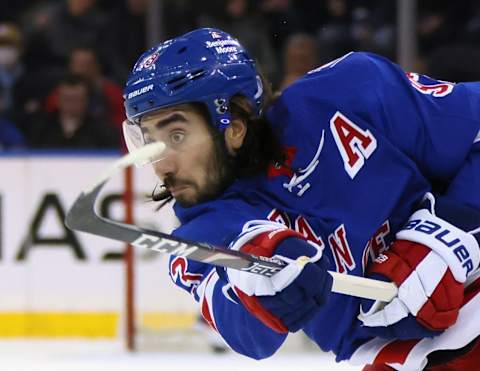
65, 181, 286, 277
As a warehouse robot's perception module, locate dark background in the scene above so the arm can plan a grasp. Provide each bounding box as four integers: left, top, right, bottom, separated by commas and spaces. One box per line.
1, 0, 480, 151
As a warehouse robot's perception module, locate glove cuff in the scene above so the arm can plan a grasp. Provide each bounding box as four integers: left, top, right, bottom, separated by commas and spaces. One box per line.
396, 209, 480, 282
240, 229, 307, 258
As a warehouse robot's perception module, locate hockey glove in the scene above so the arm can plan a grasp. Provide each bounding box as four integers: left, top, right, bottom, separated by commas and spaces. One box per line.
359, 194, 480, 339
226, 222, 332, 334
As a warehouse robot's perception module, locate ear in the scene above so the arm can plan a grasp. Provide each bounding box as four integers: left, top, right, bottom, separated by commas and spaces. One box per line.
224, 119, 247, 155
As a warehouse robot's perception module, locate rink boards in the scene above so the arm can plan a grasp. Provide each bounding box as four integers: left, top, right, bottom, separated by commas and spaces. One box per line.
0, 154, 196, 337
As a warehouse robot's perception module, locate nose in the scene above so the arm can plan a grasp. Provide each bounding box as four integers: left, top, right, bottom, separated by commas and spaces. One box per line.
152, 155, 177, 181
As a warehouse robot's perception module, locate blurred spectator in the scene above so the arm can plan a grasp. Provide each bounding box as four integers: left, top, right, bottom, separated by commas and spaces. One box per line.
101, 0, 150, 83
0, 85, 24, 150
464, 1, 480, 44
0, 0, 31, 23
426, 45, 480, 82
279, 33, 318, 90
354, 1, 395, 59
316, 0, 355, 63
0, 23, 23, 115
27, 74, 119, 149
198, 0, 278, 83
259, 0, 305, 55
44, 46, 125, 132
0, 22, 54, 137
22, 0, 106, 72
0, 0, 477, 133
417, 1, 473, 56
291, 1, 326, 34
163, 0, 200, 39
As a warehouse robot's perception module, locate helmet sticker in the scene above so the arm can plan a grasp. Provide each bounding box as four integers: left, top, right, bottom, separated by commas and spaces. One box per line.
205, 39, 240, 55
136, 52, 160, 72
214, 98, 228, 114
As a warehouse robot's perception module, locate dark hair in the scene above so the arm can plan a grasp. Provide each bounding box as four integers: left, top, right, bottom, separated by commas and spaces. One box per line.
228, 94, 284, 177
69, 44, 104, 70
57, 73, 92, 102
58, 73, 91, 90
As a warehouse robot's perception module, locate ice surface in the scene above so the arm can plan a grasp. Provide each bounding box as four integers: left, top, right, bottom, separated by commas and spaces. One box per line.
0, 339, 361, 371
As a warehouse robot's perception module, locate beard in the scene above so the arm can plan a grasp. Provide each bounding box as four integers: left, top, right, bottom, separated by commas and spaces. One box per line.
162, 132, 237, 208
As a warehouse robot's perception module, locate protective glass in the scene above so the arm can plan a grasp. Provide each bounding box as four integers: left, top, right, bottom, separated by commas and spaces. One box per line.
122, 120, 166, 166
122, 118, 212, 169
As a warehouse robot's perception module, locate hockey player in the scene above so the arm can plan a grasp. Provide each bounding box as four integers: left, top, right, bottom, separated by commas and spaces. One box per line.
122, 28, 480, 370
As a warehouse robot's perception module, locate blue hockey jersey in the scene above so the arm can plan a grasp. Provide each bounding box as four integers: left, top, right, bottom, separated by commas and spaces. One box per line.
167, 52, 480, 361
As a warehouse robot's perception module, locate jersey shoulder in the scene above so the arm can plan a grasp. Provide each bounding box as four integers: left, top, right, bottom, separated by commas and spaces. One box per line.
291, 51, 386, 91
266, 52, 386, 164
268, 51, 383, 124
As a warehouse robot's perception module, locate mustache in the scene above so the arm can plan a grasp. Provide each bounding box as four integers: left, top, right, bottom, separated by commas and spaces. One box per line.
152, 176, 194, 202
162, 176, 194, 190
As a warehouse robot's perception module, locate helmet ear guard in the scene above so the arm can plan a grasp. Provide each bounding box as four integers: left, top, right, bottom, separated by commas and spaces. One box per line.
210, 96, 232, 130
123, 28, 264, 132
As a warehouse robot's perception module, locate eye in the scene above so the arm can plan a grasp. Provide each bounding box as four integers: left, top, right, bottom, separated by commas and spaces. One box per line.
170, 131, 185, 145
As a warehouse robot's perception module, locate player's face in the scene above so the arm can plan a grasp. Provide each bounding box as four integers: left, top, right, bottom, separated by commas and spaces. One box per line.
141, 105, 235, 207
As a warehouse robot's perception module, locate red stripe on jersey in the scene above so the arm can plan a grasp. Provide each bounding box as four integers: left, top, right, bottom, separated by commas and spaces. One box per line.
201, 299, 217, 332
234, 287, 288, 334
374, 339, 420, 365
369, 277, 480, 366
200, 274, 217, 332
428, 336, 480, 371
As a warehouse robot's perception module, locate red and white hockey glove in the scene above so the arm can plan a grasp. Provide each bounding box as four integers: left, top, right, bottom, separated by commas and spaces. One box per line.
226, 221, 332, 334
359, 195, 480, 338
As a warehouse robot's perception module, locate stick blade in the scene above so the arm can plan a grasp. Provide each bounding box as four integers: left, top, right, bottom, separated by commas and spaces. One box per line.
65, 181, 105, 233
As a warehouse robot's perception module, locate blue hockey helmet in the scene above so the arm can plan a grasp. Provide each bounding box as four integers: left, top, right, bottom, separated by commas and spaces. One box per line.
123, 28, 264, 130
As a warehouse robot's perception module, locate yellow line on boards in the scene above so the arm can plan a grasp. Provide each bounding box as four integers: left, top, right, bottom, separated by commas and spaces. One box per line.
0, 312, 199, 337
0, 312, 118, 337
140, 312, 197, 330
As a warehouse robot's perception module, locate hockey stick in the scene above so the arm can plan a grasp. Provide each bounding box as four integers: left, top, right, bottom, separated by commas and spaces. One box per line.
65, 142, 398, 302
